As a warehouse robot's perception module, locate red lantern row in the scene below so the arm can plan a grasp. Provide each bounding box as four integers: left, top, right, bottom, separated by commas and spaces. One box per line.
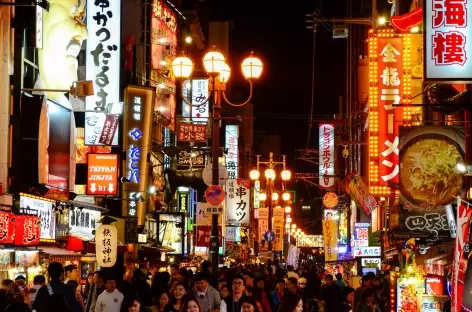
0, 211, 41, 246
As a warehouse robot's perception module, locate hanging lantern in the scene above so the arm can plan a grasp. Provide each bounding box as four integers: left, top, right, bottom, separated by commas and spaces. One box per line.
96, 224, 118, 267
0, 211, 15, 244
14, 215, 41, 246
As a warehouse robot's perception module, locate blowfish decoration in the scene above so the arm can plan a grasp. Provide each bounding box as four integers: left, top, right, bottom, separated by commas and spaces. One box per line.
401, 238, 417, 265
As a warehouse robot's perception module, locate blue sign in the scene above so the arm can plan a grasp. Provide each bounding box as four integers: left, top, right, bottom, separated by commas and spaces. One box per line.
264, 231, 276, 243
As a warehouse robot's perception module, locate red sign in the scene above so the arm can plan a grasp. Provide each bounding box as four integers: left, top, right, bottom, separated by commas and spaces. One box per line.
87, 154, 118, 195
426, 275, 444, 295
98, 115, 120, 145
0, 211, 15, 244
14, 215, 40, 246
195, 226, 222, 247
205, 185, 225, 205
177, 123, 207, 142
378, 37, 403, 186
322, 192, 339, 208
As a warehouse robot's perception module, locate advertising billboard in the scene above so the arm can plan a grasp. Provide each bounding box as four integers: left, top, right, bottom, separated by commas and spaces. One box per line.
122, 86, 154, 221
19, 194, 56, 240
158, 213, 184, 255
87, 154, 118, 196
225, 179, 250, 225
424, 0, 472, 81
319, 124, 334, 188
226, 125, 239, 179
322, 219, 338, 262
398, 126, 464, 237
182, 79, 210, 122
85, 0, 121, 145
68, 208, 101, 241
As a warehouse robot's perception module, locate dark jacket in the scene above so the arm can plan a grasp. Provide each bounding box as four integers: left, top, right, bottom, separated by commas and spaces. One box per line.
32, 280, 82, 312
320, 284, 343, 312
5, 301, 30, 312
222, 296, 242, 312
334, 301, 353, 312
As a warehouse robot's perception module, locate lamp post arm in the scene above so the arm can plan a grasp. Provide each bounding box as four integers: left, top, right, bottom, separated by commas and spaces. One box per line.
221, 80, 253, 107
180, 86, 212, 107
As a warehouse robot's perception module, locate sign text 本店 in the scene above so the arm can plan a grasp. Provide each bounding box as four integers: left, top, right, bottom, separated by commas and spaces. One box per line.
319, 124, 334, 188
87, 154, 118, 195
226, 125, 239, 179
85, 0, 121, 145
425, 0, 472, 80
225, 179, 250, 225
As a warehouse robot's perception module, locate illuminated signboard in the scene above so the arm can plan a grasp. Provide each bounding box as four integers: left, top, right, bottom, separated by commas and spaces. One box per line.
296, 235, 323, 248
425, 0, 472, 81
226, 179, 250, 225
368, 30, 412, 195
225, 125, 239, 179
254, 180, 260, 209
87, 154, 118, 195
353, 222, 371, 247
85, 0, 121, 145
19, 194, 55, 240
122, 86, 154, 219
182, 79, 210, 122
158, 213, 184, 255
69, 208, 101, 241
319, 124, 334, 188
353, 246, 381, 257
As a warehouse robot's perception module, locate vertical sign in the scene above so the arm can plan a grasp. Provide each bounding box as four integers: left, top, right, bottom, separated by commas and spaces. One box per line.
35, 6, 43, 49
225, 125, 239, 179
87, 154, 118, 195
425, 0, 472, 80
182, 80, 209, 122
95, 224, 118, 267
122, 86, 154, 223
273, 206, 284, 251
322, 219, 339, 262
85, 0, 121, 146
254, 180, 260, 209
378, 38, 403, 186
353, 222, 371, 247
225, 179, 250, 225
319, 124, 334, 188
178, 191, 189, 212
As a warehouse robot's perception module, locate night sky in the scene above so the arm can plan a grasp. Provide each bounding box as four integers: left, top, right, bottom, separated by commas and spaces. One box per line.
208, 0, 348, 168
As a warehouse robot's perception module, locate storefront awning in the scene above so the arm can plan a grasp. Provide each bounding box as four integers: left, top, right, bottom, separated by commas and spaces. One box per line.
68, 200, 108, 213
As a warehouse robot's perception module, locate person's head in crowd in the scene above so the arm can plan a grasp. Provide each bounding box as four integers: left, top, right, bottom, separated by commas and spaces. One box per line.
243, 271, 254, 287
66, 280, 80, 295
200, 261, 212, 274
177, 267, 189, 281
278, 292, 303, 312
105, 277, 117, 293
325, 274, 334, 286
344, 286, 355, 303
363, 273, 376, 288
94, 270, 106, 286
193, 272, 208, 293
276, 279, 285, 293
122, 295, 146, 312
244, 285, 255, 297
156, 291, 170, 310
287, 265, 295, 272
1, 279, 13, 290
219, 285, 230, 299
255, 277, 264, 290
297, 277, 307, 289
48, 262, 64, 281
170, 278, 180, 293
179, 295, 202, 312
172, 282, 189, 303
170, 264, 179, 277
15, 276, 26, 282
241, 296, 259, 312
87, 272, 94, 285
64, 264, 78, 281
7, 282, 26, 304
335, 273, 343, 281
361, 288, 376, 305
374, 275, 382, 287
231, 275, 246, 297
286, 277, 298, 292
218, 279, 227, 291
33, 275, 46, 286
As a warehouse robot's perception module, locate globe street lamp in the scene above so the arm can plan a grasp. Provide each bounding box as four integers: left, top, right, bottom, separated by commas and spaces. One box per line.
172, 46, 263, 276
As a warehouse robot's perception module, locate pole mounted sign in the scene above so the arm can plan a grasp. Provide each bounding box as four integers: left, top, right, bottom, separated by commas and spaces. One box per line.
87, 154, 118, 195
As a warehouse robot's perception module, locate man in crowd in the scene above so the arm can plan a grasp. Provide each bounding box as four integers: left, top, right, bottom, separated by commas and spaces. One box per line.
220, 275, 245, 312
334, 273, 347, 293
193, 272, 221, 312
319, 274, 343, 312
32, 262, 82, 312
0, 279, 13, 312
354, 273, 375, 309
86, 270, 106, 312
286, 277, 299, 293
287, 265, 299, 279
170, 264, 179, 279
64, 264, 78, 283
28, 275, 46, 309
95, 276, 123, 312
270, 279, 286, 312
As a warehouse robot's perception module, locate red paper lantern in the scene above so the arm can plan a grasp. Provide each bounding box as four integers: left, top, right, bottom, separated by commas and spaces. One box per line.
14, 215, 41, 246
0, 211, 15, 244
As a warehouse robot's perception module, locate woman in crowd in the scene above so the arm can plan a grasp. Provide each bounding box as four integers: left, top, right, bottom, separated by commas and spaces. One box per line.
241, 296, 259, 312
219, 285, 230, 300
355, 288, 381, 312
335, 287, 355, 312
121, 295, 152, 312
277, 292, 303, 312
244, 286, 263, 312
178, 295, 202, 312
164, 282, 188, 312
4, 282, 30, 312
152, 291, 171, 312
66, 280, 85, 309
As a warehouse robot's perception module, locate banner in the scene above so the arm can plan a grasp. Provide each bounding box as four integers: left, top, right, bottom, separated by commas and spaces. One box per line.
0, 211, 14, 244
195, 226, 222, 247
398, 126, 464, 236
14, 215, 41, 246
273, 217, 284, 251
319, 124, 334, 188
322, 219, 338, 262
346, 172, 377, 215
225, 179, 250, 225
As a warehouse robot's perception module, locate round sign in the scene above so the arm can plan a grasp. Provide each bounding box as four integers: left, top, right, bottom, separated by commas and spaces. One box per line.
322, 192, 339, 208
205, 185, 225, 205
264, 231, 276, 243
202, 162, 229, 186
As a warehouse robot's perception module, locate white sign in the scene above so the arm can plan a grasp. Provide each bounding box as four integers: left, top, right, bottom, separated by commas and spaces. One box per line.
319, 124, 334, 188
226, 226, 241, 242
85, 0, 121, 145
182, 80, 209, 122
225, 179, 250, 225
35, 6, 43, 49
19, 196, 55, 240
254, 181, 260, 209
225, 125, 239, 179
69, 208, 101, 241
425, 0, 472, 80
353, 247, 381, 257
361, 258, 381, 269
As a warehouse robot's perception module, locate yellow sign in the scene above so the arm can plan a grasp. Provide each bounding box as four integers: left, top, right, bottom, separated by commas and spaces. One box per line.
322, 219, 338, 262
273, 217, 284, 251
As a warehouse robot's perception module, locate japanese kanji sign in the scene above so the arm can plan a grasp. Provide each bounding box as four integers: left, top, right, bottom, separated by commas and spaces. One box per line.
177, 123, 207, 142
322, 219, 339, 262
95, 224, 118, 267
0, 211, 14, 244
19, 194, 55, 240
225, 179, 250, 225
352, 247, 381, 257
195, 226, 222, 247
353, 223, 371, 247
425, 0, 472, 80
14, 215, 41, 246
87, 154, 118, 196
225, 125, 239, 179
273, 217, 284, 251
319, 124, 334, 188
182, 79, 210, 122
85, 0, 121, 145
122, 86, 154, 219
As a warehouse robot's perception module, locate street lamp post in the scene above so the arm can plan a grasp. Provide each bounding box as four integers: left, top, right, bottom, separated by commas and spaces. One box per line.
172, 47, 263, 276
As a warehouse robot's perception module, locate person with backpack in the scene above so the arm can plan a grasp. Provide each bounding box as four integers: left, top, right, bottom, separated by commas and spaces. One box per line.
32, 261, 82, 312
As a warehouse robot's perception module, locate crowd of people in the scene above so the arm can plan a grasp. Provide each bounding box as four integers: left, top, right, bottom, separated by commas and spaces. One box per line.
0, 260, 392, 312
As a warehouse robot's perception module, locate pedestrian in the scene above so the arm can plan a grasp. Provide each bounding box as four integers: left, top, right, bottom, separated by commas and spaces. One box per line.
319, 274, 343, 312
270, 279, 286, 312
219, 285, 230, 300
64, 264, 79, 283
355, 288, 380, 312
193, 272, 221, 312
241, 296, 259, 312
121, 295, 152, 312
4, 282, 30, 312
334, 273, 347, 293
354, 273, 375, 309
335, 287, 355, 312
32, 261, 82, 312
66, 280, 85, 309
277, 292, 303, 312
164, 282, 188, 312
286, 277, 298, 293
95, 276, 124, 312
220, 275, 245, 312
287, 266, 299, 280
179, 295, 203, 312
0, 279, 13, 312
86, 270, 106, 312
152, 291, 170, 312
28, 274, 45, 309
